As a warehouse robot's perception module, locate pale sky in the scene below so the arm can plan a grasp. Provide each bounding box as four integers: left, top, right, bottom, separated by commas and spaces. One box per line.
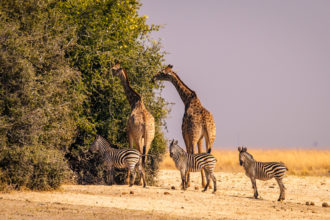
140, 0, 330, 149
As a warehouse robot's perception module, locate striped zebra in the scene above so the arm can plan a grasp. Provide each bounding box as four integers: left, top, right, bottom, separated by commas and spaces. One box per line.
89, 135, 146, 187
238, 146, 288, 201
169, 139, 217, 193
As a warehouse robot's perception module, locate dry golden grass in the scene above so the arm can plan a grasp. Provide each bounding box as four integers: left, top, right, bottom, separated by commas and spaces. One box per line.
160, 149, 330, 176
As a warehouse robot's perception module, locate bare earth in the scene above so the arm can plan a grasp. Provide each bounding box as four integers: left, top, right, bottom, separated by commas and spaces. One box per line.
0, 170, 329, 220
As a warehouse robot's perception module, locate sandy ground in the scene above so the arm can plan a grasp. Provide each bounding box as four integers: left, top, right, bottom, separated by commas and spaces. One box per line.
0, 170, 329, 220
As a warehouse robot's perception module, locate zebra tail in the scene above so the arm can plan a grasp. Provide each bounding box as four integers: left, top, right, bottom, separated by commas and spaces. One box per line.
280, 161, 288, 171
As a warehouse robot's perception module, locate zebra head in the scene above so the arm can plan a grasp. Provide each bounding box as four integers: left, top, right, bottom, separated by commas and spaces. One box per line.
169, 139, 185, 158
89, 135, 102, 152
238, 146, 254, 166
89, 135, 111, 153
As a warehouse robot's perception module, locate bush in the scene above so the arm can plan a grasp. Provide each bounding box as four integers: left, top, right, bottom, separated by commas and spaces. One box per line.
0, 0, 169, 188
62, 0, 169, 185
0, 146, 70, 190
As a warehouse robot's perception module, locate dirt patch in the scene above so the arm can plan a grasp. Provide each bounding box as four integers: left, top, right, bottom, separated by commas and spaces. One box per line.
1, 170, 329, 219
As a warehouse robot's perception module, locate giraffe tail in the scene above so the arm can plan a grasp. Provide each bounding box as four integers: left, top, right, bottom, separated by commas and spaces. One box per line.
142, 145, 146, 168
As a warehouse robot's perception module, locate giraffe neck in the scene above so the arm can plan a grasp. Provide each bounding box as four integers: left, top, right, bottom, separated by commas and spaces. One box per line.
118, 71, 142, 109
169, 72, 196, 106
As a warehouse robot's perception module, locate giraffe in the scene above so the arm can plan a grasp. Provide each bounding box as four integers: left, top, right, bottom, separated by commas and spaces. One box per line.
111, 62, 155, 181
153, 64, 216, 187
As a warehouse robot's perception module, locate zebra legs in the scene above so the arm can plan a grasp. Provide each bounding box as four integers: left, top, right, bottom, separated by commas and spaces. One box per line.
137, 162, 146, 188
107, 168, 114, 185
129, 168, 136, 187
211, 173, 217, 193
202, 171, 216, 193
276, 178, 286, 201
250, 177, 258, 199
180, 169, 188, 190
202, 170, 210, 192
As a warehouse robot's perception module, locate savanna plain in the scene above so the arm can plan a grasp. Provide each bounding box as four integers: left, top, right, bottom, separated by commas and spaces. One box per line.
1, 149, 329, 220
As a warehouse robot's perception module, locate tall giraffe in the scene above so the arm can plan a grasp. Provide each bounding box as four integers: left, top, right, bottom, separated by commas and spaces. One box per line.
111, 62, 155, 172
153, 64, 216, 187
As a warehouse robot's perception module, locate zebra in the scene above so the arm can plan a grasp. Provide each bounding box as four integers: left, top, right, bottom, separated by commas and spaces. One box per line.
89, 135, 146, 187
238, 146, 288, 201
169, 139, 217, 193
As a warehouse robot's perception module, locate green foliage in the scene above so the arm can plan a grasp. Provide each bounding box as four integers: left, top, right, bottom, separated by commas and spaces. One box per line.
60, 0, 169, 184
0, 0, 83, 151
0, 0, 169, 189
0, 0, 83, 190
0, 146, 70, 190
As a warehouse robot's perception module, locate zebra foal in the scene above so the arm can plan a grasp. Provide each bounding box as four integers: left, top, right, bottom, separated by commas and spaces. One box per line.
169, 140, 217, 193
89, 135, 146, 187
238, 146, 288, 201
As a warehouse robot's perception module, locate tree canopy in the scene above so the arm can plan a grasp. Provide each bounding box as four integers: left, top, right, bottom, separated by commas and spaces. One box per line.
0, 0, 168, 189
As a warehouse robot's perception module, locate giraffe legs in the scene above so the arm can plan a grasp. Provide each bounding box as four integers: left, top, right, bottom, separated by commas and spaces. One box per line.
198, 138, 206, 187
126, 132, 135, 184
205, 133, 214, 189
143, 121, 155, 169
183, 133, 192, 187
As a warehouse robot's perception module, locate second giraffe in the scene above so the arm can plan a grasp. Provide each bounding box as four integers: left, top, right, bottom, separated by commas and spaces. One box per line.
153, 64, 216, 187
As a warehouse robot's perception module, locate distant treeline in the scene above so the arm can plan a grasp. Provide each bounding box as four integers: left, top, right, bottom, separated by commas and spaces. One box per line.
0, 0, 168, 190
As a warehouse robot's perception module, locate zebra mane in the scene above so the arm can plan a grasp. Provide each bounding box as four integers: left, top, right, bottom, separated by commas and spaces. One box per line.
243, 151, 254, 161
91, 135, 118, 153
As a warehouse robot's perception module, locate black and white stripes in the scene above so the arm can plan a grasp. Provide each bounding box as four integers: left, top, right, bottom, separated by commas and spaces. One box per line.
238, 146, 288, 201
169, 139, 217, 193
89, 135, 146, 187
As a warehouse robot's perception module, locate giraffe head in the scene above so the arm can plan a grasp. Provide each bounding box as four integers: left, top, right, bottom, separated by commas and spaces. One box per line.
153, 64, 174, 82
238, 146, 254, 166
111, 61, 125, 78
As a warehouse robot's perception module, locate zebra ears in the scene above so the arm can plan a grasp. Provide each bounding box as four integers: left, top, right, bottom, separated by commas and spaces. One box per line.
238, 146, 247, 152
170, 139, 178, 146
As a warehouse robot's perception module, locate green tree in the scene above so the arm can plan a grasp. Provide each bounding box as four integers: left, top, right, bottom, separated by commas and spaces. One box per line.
60, 0, 168, 184
0, 0, 83, 189
0, 0, 168, 189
